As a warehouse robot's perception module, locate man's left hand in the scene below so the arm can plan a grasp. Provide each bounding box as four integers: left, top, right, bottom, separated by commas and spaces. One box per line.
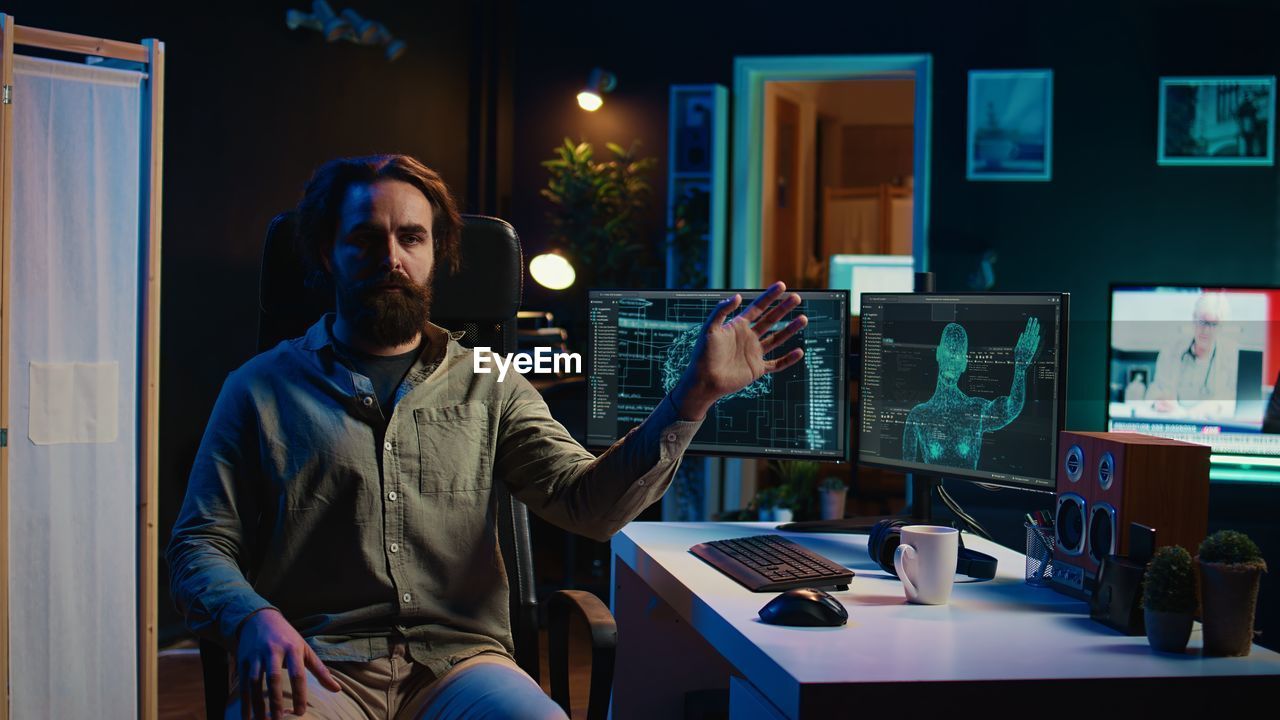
671, 282, 808, 421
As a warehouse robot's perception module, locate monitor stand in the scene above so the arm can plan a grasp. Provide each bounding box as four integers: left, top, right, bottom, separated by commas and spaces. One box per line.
775, 473, 937, 534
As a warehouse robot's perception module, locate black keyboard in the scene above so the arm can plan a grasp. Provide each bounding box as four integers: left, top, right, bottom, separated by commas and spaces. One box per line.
690, 534, 854, 592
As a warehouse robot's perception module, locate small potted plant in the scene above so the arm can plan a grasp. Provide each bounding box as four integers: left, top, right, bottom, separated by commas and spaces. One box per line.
818, 476, 848, 520
1142, 545, 1197, 653
773, 484, 796, 523
770, 460, 819, 519
1197, 530, 1268, 656
754, 487, 779, 522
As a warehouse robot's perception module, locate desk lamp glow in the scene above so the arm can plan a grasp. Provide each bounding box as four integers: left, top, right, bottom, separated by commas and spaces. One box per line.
577, 68, 617, 112
530, 252, 576, 290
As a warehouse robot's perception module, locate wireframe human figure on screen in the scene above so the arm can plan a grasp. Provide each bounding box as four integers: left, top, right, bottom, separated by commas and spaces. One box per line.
902, 318, 1041, 469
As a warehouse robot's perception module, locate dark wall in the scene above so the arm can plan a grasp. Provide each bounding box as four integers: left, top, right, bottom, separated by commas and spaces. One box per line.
5, 0, 481, 640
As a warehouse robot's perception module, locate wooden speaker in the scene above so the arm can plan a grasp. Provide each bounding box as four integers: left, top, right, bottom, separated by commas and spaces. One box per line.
1050, 431, 1210, 598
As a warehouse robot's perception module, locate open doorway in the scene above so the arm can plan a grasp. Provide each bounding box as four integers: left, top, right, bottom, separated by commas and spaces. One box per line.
731, 54, 931, 288
762, 78, 916, 288
723, 54, 931, 512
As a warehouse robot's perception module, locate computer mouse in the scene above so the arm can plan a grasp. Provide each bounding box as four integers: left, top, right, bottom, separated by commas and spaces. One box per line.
758, 587, 848, 627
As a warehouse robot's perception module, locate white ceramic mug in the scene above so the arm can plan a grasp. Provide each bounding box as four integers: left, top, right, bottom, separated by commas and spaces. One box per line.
893, 525, 959, 605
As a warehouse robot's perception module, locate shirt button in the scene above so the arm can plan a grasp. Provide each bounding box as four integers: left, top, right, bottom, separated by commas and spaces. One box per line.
362, 396, 374, 407
384, 441, 393, 451
388, 491, 397, 501
390, 543, 400, 553
666, 433, 677, 442
638, 480, 647, 486
403, 593, 412, 603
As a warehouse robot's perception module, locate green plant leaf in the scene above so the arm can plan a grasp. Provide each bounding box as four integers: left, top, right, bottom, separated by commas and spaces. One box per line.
542, 137, 657, 287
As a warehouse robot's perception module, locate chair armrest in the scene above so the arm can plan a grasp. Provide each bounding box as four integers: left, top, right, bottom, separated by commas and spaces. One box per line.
548, 589, 617, 720
199, 637, 232, 720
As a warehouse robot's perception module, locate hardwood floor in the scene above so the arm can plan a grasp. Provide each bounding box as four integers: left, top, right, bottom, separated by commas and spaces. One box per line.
158, 628, 594, 720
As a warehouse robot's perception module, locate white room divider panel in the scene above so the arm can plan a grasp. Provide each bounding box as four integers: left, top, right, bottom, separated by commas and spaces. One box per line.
8, 55, 143, 720
0, 18, 163, 720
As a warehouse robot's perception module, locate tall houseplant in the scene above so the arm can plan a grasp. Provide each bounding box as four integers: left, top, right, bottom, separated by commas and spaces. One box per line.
541, 138, 657, 289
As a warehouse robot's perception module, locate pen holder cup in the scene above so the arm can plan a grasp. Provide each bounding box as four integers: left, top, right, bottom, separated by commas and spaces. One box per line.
1024, 523, 1055, 586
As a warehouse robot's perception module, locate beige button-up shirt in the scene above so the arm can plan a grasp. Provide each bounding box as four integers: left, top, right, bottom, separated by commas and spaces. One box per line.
166, 316, 702, 677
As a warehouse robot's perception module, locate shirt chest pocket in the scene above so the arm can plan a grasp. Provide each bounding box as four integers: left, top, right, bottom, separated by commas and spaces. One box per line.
414, 403, 492, 493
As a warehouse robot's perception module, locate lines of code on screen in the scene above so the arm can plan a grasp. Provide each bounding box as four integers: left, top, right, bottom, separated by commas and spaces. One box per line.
588, 290, 848, 459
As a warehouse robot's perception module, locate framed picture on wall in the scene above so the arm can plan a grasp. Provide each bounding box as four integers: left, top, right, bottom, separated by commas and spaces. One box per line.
966, 69, 1053, 181
1158, 76, 1275, 166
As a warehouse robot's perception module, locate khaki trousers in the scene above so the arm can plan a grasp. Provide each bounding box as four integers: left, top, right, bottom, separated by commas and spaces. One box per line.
225, 641, 568, 720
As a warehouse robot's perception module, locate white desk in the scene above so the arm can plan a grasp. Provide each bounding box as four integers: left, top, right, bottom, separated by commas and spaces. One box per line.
609, 522, 1280, 719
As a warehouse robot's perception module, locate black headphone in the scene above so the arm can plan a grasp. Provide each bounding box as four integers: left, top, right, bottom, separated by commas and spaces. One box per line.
867, 519, 998, 581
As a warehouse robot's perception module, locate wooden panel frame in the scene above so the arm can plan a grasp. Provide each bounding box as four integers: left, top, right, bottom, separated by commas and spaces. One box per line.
13, 25, 149, 63
138, 36, 163, 720
0, 13, 14, 720
0, 17, 161, 720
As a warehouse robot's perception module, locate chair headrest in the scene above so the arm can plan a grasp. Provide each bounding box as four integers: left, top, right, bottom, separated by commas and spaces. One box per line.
433, 214, 523, 322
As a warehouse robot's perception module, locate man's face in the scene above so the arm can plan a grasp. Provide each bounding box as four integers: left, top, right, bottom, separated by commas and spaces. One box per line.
328, 179, 436, 347
1193, 306, 1221, 354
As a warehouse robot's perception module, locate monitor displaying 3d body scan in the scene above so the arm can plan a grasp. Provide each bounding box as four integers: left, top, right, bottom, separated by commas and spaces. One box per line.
1108, 285, 1280, 470
858, 293, 1069, 490
827, 254, 914, 316
587, 289, 849, 460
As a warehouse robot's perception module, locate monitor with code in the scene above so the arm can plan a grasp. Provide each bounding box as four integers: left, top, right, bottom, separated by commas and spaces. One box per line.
587, 289, 849, 460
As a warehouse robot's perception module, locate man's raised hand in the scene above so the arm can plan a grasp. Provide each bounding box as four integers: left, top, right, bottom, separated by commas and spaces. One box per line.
671, 282, 808, 421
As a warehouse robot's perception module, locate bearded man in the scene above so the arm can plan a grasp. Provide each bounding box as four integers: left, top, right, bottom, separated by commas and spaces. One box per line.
167, 154, 807, 720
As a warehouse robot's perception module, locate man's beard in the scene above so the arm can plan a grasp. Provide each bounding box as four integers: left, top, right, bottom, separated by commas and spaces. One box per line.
337, 271, 433, 348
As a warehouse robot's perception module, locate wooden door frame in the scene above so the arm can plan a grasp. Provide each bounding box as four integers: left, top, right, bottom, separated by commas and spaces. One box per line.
766, 90, 802, 286
731, 54, 933, 287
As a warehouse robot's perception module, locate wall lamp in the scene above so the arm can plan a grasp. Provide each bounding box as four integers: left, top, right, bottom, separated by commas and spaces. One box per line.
286, 1, 407, 62
577, 68, 617, 112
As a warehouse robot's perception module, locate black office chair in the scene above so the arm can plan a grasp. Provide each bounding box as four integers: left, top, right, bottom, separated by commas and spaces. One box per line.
198, 212, 616, 720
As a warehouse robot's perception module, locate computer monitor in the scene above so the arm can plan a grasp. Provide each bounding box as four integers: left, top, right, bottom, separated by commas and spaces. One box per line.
586, 289, 849, 460
1107, 285, 1280, 477
858, 292, 1069, 491
828, 254, 914, 316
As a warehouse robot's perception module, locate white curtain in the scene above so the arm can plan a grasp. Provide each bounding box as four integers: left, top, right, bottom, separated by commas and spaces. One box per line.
824, 195, 880, 255
9, 56, 142, 719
